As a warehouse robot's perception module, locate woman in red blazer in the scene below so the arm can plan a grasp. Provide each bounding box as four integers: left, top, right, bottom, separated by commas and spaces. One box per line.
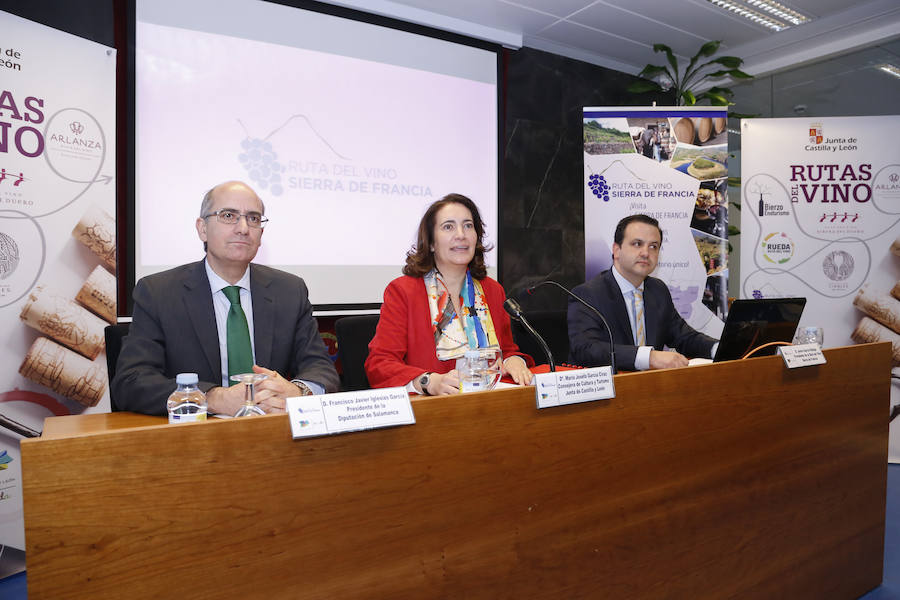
365, 194, 533, 395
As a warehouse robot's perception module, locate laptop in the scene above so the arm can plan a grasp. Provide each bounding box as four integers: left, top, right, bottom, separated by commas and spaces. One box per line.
713, 297, 807, 362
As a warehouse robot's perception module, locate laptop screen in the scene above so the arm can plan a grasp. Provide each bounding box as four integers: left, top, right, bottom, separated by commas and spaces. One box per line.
713, 298, 807, 362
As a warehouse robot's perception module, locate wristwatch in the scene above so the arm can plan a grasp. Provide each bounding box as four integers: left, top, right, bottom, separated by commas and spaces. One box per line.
290, 379, 313, 396
418, 372, 432, 395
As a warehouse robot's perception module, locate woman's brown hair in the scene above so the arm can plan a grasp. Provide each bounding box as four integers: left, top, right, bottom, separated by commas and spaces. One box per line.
403, 193, 492, 279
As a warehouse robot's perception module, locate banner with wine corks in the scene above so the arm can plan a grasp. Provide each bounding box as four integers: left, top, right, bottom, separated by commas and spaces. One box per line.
0, 10, 117, 574
740, 115, 900, 463
582, 106, 730, 341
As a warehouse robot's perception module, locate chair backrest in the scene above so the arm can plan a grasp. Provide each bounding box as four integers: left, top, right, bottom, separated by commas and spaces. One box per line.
335, 315, 380, 392
104, 323, 131, 411
511, 310, 569, 367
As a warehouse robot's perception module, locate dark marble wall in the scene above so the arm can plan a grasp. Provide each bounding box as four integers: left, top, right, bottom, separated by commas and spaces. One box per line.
0, 0, 114, 46
500, 47, 667, 311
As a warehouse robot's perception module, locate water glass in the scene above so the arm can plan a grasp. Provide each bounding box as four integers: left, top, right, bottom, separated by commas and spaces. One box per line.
793, 326, 824, 347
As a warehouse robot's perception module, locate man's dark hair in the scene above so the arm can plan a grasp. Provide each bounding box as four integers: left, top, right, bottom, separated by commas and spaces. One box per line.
613, 214, 663, 246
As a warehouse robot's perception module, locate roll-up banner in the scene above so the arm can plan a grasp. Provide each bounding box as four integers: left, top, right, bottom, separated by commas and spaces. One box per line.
583, 106, 729, 339
0, 10, 117, 577
741, 116, 900, 463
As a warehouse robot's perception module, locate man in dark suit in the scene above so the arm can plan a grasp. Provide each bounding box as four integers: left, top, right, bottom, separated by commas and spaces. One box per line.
112, 181, 339, 416
568, 214, 717, 371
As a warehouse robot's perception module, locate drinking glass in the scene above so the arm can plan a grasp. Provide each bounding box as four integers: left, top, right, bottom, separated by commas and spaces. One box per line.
481, 348, 503, 390
230, 373, 268, 417
792, 326, 824, 347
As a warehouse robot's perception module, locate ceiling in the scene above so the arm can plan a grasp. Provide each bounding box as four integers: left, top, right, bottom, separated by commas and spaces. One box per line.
324, 0, 900, 79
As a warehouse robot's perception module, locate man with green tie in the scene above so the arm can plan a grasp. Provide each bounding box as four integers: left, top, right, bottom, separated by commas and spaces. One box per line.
113, 180, 339, 416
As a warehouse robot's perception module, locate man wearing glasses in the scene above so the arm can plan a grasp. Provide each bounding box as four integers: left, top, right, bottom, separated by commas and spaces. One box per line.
113, 180, 339, 416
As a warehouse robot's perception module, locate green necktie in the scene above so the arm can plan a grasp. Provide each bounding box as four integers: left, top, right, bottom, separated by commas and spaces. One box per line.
223, 286, 253, 384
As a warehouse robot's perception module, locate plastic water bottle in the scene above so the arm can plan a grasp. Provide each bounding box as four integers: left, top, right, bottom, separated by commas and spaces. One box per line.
457, 349, 487, 393
167, 373, 208, 424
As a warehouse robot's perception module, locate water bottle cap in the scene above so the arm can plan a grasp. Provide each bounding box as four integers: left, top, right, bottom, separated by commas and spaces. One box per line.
464, 349, 481, 359
176, 373, 199, 385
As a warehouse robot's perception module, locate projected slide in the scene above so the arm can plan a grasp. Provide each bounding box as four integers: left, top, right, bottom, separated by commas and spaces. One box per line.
135, 0, 498, 305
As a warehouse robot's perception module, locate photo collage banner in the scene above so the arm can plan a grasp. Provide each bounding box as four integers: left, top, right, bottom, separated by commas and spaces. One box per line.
582, 106, 730, 340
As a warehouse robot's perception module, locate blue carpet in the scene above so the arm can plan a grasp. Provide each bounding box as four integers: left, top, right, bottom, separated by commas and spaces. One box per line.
860, 463, 900, 599
2, 465, 898, 598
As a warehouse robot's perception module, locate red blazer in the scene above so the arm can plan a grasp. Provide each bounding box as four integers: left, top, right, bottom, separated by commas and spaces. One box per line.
365, 275, 533, 389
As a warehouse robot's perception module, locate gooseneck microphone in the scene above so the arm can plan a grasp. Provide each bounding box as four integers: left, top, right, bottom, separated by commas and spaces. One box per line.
503, 297, 556, 372
527, 280, 617, 374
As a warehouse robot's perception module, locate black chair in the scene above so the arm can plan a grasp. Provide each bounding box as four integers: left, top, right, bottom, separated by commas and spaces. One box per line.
104, 322, 130, 411
511, 310, 569, 367
335, 315, 380, 391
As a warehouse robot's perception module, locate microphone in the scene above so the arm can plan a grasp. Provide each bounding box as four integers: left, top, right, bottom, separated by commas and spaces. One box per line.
527, 280, 617, 374
504, 297, 556, 372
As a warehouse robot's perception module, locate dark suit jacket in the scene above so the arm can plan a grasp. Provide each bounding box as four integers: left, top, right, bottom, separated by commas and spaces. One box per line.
112, 261, 339, 415
567, 269, 717, 371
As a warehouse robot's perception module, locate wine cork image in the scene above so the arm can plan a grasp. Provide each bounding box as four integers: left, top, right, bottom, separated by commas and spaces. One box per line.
891, 235, 900, 257
76, 265, 117, 324
852, 317, 900, 363
20, 285, 106, 360
853, 283, 900, 334
73, 204, 116, 270
19, 337, 106, 407
891, 280, 900, 301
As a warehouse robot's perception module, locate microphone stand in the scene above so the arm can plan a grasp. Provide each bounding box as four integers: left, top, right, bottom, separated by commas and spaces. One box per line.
528, 280, 617, 374
503, 297, 555, 372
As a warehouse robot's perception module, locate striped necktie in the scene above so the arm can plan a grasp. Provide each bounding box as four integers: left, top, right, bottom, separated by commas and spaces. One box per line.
634, 288, 646, 346
223, 286, 253, 383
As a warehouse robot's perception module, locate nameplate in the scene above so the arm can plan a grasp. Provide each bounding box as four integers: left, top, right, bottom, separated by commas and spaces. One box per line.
533, 366, 615, 409
287, 387, 415, 439
778, 343, 827, 369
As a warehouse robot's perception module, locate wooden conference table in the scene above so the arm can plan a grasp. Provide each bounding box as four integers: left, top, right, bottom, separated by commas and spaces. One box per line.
22, 343, 890, 599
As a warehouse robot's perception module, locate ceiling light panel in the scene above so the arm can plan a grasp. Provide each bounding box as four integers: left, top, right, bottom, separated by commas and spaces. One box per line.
704, 0, 812, 31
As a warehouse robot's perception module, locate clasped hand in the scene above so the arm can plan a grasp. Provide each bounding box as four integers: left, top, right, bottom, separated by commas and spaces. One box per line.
207, 365, 295, 415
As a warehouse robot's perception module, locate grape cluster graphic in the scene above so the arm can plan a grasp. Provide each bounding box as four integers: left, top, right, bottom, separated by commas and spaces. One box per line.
588, 173, 610, 201
238, 137, 285, 196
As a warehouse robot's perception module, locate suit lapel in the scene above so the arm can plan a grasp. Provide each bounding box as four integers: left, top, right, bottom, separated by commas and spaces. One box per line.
250, 265, 275, 368
182, 262, 220, 378
600, 271, 634, 344
643, 280, 661, 347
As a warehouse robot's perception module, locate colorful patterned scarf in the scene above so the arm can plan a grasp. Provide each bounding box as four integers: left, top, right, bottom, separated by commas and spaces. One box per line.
424, 268, 500, 361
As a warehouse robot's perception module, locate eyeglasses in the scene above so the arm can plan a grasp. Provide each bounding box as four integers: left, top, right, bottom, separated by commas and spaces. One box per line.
203, 209, 268, 229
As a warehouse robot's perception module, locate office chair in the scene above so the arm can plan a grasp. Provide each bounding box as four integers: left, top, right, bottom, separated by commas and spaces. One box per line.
104, 322, 130, 411
334, 315, 380, 391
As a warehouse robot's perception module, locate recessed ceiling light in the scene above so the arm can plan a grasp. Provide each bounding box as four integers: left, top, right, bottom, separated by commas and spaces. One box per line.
705, 0, 812, 31
876, 63, 900, 80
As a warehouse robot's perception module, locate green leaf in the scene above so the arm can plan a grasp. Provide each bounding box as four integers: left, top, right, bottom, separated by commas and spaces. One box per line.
728, 69, 753, 79
683, 41, 721, 87
731, 201, 742, 210
728, 111, 759, 119
636, 64, 670, 79
699, 91, 733, 106
710, 56, 743, 69
627, 80, 663, 93
652, 43, 675, 55
727, 225, 741, 237
727, 177, 742, 188
652, 44, 679, 81
697, 40, 721, 57
707, 86, 734, 97
681, 90, 697, 106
